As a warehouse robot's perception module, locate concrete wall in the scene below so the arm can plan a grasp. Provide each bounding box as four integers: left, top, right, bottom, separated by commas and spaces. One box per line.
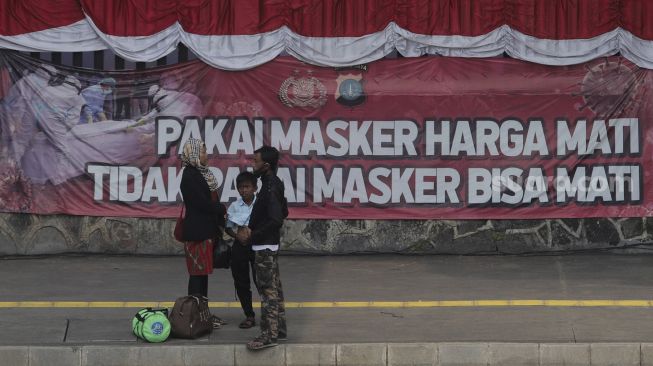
0, 213, 652, 255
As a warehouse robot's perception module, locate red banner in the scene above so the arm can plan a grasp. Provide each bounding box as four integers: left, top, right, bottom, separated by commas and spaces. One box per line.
0, 52, 651, 219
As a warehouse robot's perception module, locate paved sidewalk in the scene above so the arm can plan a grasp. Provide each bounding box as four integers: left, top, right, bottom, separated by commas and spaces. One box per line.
1, 253, 653, 365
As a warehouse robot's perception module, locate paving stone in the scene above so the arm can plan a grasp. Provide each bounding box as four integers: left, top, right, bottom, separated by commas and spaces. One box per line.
286, 344, 335, 366
182, 345, 235, 366
234, 344, 285, 366
0, 346, 28, 366
337, 343, 387, 366
66, 319, 136, 343
439, 343, 489, 366
30, 346, 81, 366
82, 346, 133, 366
82, 346, 186, 366
540, 343, 590, 366
488, 343, 538, 366
388, 343, 437, 366
0, 318, 66, 344
640, 343, 653, 366
590, 343, 639, 366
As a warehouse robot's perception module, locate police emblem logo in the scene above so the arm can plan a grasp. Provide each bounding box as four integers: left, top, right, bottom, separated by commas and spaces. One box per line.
278, 70, 327, 109
335, 74, 366, 107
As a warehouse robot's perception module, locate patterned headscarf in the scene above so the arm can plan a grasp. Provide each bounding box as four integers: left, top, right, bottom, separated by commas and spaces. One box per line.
181, 138, 219, 192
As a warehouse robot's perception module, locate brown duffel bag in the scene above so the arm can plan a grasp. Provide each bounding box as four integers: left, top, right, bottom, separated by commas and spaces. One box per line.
169, 295, 213, 339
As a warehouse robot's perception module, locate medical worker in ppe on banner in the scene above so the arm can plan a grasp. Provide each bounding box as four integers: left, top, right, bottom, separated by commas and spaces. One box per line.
0, 64, 57, 149
0, 64, 58, 161
126, 72, 203, 130
20, 73, 156, 186
3, 63, 56, 107
80, 77, 116, 124
20, 74, 88, 185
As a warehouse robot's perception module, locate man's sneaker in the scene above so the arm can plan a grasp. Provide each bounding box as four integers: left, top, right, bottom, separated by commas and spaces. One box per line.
277, 333, 287, 341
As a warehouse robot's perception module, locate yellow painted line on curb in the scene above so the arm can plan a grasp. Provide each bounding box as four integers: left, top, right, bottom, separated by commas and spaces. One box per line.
1, 300, 653, 308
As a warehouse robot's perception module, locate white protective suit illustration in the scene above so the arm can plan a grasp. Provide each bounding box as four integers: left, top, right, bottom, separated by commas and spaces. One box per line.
0, 64, 57, 163
1, 66, 204, 186
128, 72, 203, 129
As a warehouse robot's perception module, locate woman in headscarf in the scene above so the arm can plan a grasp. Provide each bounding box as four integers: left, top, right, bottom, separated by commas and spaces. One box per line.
179, 137, 227, 328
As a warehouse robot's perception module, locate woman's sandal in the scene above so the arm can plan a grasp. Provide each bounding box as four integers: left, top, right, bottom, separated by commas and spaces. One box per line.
211, 315, 227, 329
247, 334, 277, 350
239, 317, 256, 329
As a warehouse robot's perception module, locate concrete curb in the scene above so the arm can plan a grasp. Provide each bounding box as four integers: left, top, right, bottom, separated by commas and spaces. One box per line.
0, 342, 651, 366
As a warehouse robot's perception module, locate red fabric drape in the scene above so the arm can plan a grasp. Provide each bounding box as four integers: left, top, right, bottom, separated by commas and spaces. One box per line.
395, 0, 505, 37
621, 0, 653, 40
80, 0, 177, 37
0, 0, 650, 40
3, 1, 653, 70
506, 0, 619, 39
0, 0, 84, 36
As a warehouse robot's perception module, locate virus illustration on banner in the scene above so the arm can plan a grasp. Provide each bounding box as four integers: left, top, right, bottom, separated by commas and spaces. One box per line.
0, 162, 32, 212
576, 58, 644, 118
278, 70, 327, 109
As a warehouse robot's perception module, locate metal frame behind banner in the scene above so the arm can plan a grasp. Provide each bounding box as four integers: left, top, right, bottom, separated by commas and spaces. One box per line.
23, 47, 440, 71
26, 44, 197, 71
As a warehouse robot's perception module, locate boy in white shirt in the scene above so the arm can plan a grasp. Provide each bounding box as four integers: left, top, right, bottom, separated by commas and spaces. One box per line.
226, 171, 258, 328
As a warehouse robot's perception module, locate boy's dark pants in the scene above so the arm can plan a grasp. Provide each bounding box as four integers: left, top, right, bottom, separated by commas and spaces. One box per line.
230, 240, 257, 318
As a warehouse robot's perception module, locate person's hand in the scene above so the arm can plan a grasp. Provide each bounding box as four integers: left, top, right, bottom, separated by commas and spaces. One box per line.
225, 228, 237, 239
235, 227, 247, 243
97, 112, 107, 121
236, 227, 251, 244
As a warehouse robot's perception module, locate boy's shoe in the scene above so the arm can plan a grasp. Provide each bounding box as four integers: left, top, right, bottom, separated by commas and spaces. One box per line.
277, 332, 287, 341
239, 317, 256, 329
247, 335, 278, 350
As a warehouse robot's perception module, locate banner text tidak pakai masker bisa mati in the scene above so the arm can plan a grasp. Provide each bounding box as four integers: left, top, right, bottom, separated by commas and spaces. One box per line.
0, 52, 650, 219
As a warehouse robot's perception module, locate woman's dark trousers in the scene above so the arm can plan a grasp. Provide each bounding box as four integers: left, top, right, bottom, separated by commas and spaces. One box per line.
188, 275, 208, 297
